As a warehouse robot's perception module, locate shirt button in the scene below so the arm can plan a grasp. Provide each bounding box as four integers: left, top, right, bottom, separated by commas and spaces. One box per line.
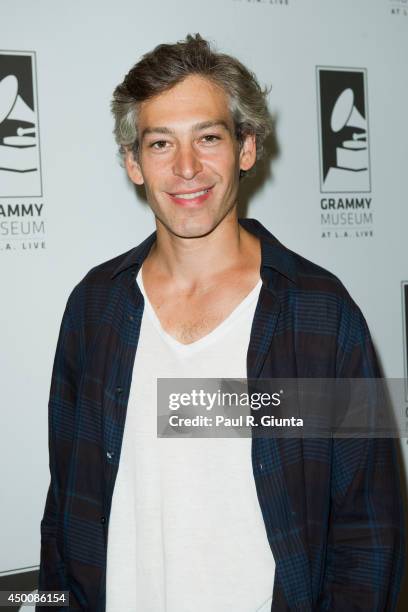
100, 516, 107, 525
116, 386, 123, 395
128, 314, 134, 322
106, 451, 114, 460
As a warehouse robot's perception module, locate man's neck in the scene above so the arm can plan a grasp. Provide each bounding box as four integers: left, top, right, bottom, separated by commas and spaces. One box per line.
145, 211, 260, 291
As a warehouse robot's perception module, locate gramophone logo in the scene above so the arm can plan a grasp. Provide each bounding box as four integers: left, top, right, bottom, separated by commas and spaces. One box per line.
317, 68, 371, 194
0, 51, 42, 198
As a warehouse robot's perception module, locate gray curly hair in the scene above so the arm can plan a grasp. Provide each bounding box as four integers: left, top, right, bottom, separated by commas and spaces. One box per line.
111, 33, 273, 177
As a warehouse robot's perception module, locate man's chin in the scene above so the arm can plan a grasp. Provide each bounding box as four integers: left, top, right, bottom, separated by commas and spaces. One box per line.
157, 214, 222, 240
168, 223, 216, 239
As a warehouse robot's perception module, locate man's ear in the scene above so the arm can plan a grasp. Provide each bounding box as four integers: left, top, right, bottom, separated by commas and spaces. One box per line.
239, 133, 257, 173
124, 147, 144, 186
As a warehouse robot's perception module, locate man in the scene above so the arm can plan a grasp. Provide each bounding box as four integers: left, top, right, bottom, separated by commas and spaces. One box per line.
38, 34, 404, 611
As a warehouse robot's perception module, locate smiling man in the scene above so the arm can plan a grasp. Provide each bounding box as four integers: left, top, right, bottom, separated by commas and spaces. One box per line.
37, 35, 404, 611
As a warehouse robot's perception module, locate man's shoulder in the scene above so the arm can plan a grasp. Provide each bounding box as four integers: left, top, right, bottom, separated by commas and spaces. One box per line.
285, 245, 348, 296
244, 218, 350, 299
65, 231, 156, 312
278, 247, 361, 336
85, 230, 156, 283
245, 218, 369, 346
82, 247, 136, 284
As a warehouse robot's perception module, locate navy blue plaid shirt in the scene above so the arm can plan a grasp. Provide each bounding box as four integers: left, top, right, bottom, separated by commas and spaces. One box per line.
37, 218, 405, 611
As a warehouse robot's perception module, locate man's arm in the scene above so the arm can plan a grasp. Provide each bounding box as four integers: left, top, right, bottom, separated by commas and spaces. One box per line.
318, 296, 405, 610
37, 297, 80, 606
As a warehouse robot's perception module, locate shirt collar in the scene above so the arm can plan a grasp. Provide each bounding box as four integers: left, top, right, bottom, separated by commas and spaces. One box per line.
110, 217, 298, 285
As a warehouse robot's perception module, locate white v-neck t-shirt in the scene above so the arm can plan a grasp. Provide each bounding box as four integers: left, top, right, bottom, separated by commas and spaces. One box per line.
106, 268, 275, 612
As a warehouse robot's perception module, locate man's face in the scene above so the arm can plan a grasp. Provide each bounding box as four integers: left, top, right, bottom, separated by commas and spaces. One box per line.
125, 74, 256, 238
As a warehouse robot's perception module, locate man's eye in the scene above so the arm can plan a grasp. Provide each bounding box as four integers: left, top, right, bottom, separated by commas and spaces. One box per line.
201, 134, 221, 143
150, 140, 168, 149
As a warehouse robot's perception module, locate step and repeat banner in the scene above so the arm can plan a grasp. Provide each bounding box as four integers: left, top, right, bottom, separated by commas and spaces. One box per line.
1, 0, 407, 606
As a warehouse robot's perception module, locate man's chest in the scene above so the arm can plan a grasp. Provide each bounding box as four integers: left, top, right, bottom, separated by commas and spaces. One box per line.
141, 276, 261, 345
153, 299, 226, 344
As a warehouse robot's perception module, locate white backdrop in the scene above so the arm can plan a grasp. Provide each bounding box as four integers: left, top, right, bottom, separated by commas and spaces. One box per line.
0, 0, 407, 594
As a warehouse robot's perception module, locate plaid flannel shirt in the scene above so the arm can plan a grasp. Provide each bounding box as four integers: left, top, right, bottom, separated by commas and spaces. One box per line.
37, 218, 405, 611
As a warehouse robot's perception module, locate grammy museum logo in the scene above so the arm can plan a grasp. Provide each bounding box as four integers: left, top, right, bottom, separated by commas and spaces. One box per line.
317, 67, 373, 239
0, 51, 45, 252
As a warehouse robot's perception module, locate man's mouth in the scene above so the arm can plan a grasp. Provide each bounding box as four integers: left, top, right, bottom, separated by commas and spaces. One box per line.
167, 186, 214, 206
172, 188, 210, 200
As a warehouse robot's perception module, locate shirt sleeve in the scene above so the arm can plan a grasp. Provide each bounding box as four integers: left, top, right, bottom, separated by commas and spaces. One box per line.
318, 296, 406, 611
37, 297, 80, 610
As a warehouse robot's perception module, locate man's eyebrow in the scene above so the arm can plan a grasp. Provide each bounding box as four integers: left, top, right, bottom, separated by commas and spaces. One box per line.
141, 126, 173, 140
193, 120, 232, 132
141, 120, 232, 141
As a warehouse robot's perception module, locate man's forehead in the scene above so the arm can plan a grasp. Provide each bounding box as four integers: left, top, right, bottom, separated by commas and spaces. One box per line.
137, 75, 234, 135
141, 120, 233, 140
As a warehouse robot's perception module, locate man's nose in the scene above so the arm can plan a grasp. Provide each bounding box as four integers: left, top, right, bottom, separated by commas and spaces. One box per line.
172, 143, 203, 180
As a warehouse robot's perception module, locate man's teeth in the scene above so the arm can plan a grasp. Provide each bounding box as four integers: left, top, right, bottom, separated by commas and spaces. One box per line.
174, 189, 209, 200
